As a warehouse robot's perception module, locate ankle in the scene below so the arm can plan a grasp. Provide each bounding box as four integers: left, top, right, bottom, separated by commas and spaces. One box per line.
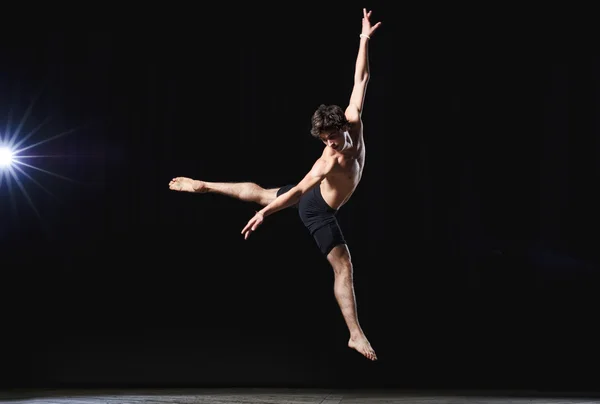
193, 180, 205, 192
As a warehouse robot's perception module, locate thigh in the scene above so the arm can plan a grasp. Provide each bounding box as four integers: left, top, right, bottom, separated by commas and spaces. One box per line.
312, 220, 347, 258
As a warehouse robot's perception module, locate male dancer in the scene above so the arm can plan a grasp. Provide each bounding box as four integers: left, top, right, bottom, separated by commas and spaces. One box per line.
170, 9, 382, 360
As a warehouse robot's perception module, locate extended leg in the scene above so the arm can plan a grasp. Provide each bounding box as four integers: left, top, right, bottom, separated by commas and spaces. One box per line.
169, 177, 279, 206
327, 244, 377, 361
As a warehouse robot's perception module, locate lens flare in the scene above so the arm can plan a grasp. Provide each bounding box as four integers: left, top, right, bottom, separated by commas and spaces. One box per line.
0, 146, 13, 167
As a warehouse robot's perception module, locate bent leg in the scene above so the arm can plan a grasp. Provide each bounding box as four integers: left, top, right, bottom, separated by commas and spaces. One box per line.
204, 181, 280, 206
327, 244, 377, 361
169, 177, 280, 206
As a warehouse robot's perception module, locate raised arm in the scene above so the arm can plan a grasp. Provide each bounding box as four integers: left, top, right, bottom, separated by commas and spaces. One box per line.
241, 156, 336, 239
346, 8, 382, 122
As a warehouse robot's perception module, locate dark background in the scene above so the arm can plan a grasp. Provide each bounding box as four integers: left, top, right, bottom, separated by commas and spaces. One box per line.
1, 3, 599, 393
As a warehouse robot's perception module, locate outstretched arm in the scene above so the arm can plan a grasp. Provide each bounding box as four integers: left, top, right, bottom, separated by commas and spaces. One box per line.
241, 157, 335, 239
346, 8, 382, 122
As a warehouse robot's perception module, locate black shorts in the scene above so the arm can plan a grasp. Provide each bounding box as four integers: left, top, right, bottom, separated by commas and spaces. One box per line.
277, 184, 346, 256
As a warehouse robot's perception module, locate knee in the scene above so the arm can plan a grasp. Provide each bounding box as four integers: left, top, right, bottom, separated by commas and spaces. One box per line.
241, 183, 271, 204
333, 260, 353, 278
260, 188, 279, 206
327, 245, 353, 277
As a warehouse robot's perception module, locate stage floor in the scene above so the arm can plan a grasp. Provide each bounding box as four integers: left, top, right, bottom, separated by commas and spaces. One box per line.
1, 389, 600, 404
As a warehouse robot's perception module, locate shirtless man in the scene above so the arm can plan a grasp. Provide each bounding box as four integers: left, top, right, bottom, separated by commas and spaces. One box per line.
169, 8, 381, 361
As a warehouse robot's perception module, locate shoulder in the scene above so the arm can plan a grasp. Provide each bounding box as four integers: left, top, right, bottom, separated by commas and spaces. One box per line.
322, 146, 337, 158
312, 149, 338, 176
344, 105, 363, 140
321, 147, 341, 164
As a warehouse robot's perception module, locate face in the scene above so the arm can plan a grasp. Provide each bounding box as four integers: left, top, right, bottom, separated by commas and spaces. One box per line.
320, 130, 352, 152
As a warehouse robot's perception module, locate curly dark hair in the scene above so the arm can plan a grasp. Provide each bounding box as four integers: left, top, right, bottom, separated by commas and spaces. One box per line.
310, 104, 350, 138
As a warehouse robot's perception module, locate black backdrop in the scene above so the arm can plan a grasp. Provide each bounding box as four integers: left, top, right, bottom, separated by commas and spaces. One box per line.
1, 3, 599, 392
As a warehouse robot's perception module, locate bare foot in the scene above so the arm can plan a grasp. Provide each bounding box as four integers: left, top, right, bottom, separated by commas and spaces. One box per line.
348, 335, 377, 361
168, 177, 207, 193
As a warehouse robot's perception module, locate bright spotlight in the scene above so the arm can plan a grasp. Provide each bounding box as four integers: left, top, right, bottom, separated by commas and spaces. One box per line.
0, 147, 13, 167
0, 85, 85, 222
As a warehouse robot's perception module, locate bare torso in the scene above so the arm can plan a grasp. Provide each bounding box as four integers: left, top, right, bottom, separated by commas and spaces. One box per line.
320, 122, 365, 210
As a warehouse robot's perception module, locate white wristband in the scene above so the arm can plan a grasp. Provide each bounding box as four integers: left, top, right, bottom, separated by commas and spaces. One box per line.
360, 34, 370, 40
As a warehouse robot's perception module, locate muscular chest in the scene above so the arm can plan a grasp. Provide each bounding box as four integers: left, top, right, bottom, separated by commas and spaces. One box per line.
333, 156, 362, 181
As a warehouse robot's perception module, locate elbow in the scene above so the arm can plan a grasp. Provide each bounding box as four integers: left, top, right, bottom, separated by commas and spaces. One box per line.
354, 73, 369, 85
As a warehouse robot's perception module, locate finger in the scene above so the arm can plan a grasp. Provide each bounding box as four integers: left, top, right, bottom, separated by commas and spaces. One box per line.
367, 10, 372, 18
242, 219, 256, 234
373, 21, 382, 30
363, 8, 367, 18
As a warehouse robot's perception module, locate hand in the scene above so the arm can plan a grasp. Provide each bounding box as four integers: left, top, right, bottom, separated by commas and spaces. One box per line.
241, 211, 265, 240
361, 8, 382, 38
